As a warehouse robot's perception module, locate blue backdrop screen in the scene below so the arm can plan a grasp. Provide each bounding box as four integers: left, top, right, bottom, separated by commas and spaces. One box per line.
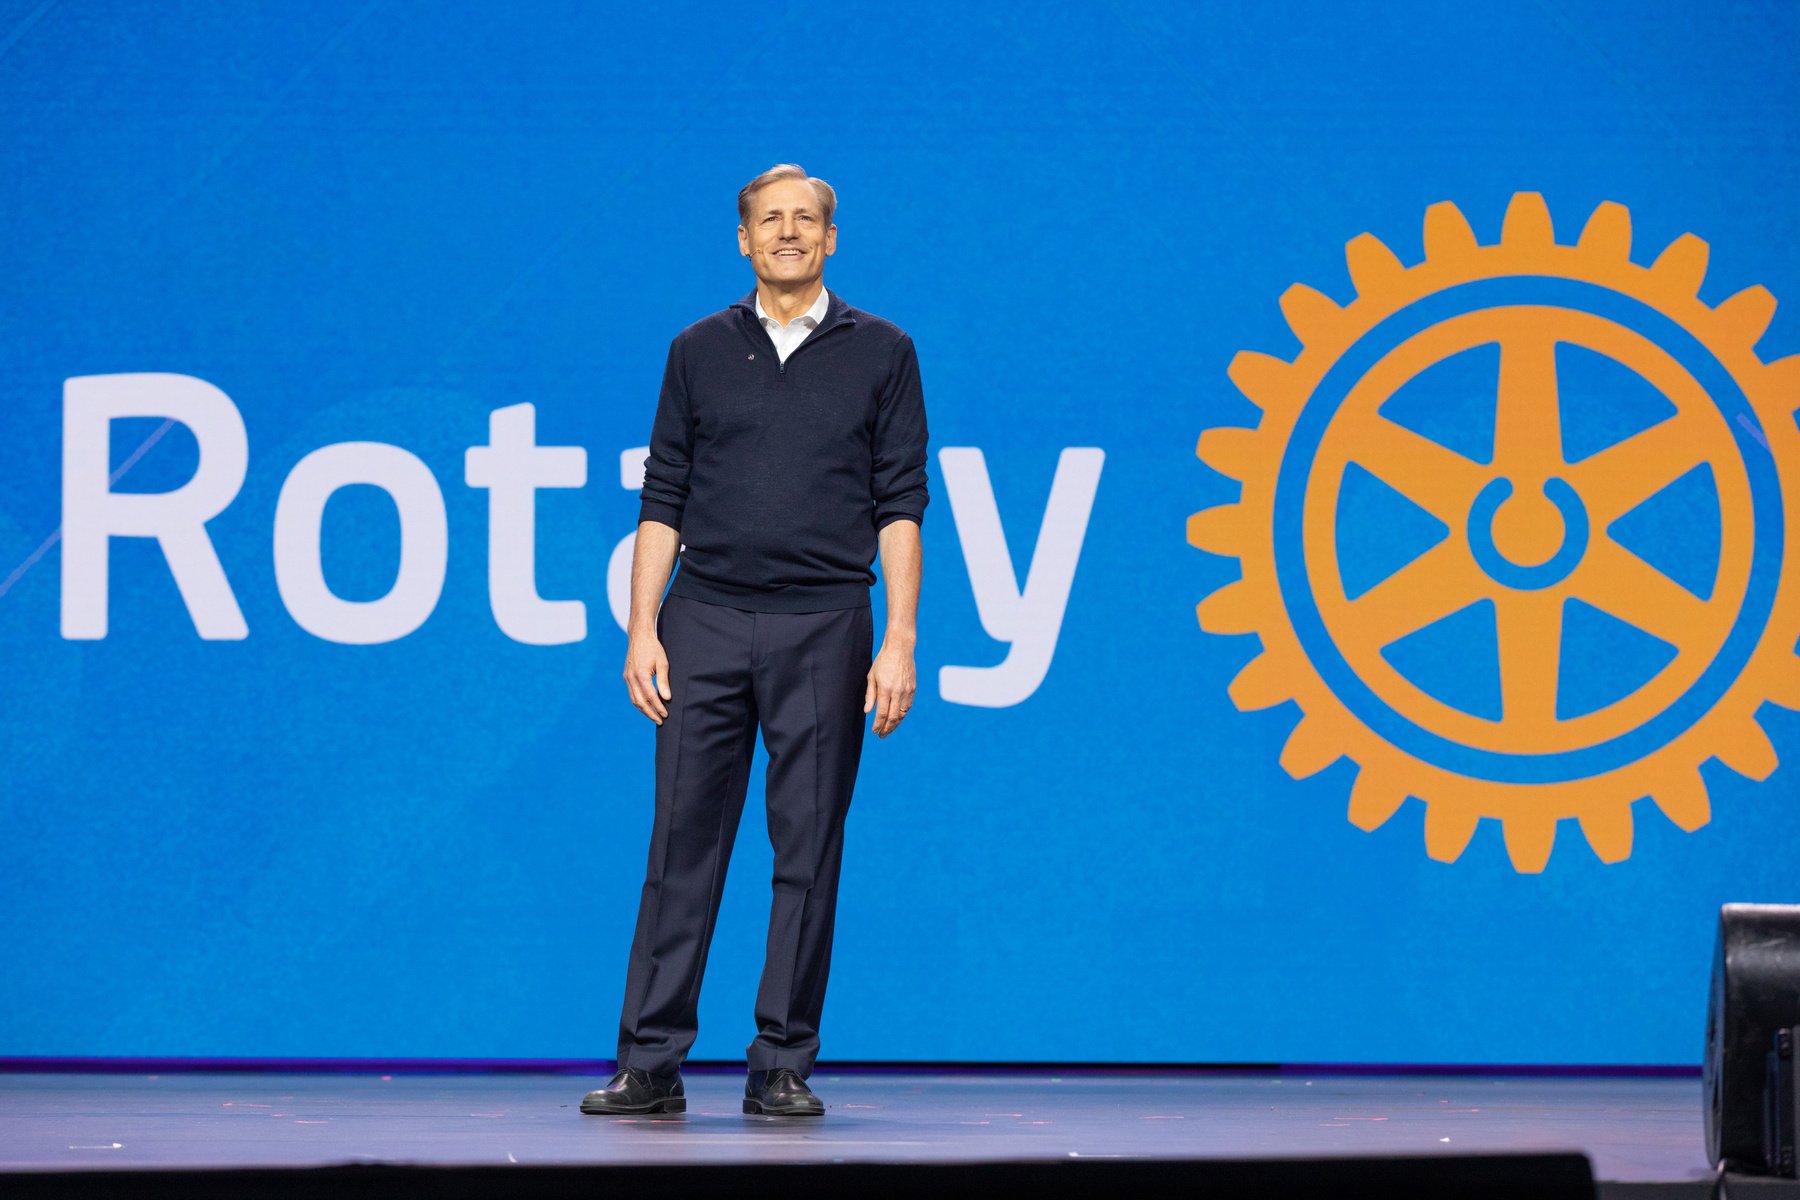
2, 0, 1797, 1064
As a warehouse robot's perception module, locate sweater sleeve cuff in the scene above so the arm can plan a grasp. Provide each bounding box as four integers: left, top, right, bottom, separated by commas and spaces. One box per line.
637, 500, 684, 532
874, 509, 923, 533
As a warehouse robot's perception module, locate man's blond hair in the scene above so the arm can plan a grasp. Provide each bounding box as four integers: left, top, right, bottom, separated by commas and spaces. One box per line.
737, 164, 837, 226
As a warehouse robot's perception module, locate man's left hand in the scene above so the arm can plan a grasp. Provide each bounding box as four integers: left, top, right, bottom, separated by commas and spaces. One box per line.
864, 641, 916, 738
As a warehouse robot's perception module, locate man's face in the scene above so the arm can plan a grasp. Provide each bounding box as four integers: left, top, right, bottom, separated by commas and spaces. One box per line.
738, 178, 836, 288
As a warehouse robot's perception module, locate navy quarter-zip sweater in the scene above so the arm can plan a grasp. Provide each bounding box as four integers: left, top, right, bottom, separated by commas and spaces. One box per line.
637, 289, 930, 612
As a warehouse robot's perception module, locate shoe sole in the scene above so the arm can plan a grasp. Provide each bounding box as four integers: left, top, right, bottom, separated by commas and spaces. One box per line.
580, 1096, 686, 1116
742, 1099, 824, 1116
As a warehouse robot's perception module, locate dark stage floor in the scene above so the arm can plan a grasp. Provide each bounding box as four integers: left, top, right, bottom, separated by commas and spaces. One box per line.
0, 1067, 1722, 1190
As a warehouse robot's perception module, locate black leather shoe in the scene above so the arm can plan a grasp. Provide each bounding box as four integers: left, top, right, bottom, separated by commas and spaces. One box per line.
580, 1067, 685, 1115
743, 1067, 824, 1116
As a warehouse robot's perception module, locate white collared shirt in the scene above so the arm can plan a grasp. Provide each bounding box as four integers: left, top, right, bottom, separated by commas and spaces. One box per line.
755, 287, 830, 364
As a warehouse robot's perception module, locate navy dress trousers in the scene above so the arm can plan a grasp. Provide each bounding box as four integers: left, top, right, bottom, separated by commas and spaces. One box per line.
615, 592, 874, 1076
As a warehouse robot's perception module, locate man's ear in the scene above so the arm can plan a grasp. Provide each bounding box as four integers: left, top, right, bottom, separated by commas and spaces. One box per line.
824, 224, 837, 256
737, 225, 750, 256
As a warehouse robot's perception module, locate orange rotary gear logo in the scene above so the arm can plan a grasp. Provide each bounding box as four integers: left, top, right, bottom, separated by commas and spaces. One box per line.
1188, 194, 1800, 872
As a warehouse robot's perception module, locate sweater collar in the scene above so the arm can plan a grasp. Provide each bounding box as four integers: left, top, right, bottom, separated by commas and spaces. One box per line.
754, 286, 830, 329
734, 287, 854, 331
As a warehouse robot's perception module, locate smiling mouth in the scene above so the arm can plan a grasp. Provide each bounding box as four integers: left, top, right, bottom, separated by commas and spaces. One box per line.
773, 248, 804, 258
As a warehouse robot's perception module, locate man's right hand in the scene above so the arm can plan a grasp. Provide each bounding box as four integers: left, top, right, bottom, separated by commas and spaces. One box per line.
624, 631, 672, 724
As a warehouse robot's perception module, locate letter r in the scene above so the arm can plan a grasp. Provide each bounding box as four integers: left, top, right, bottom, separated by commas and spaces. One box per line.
61, 373, 248, 640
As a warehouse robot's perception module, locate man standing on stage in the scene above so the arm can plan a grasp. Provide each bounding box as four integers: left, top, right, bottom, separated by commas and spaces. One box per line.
581, 165, 928, 1118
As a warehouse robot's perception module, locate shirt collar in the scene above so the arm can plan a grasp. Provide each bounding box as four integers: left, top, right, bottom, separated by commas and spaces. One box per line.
755, 286, 830, 328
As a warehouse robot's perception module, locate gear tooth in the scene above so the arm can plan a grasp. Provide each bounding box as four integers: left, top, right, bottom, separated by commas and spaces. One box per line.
1278, 283, 1341, 348
1278, 713, 1343, 779
1578, 806, 1634, 865
1651, 773, 1710, 832
1344, 233, 1405, 296
1186, 505, 1249, 556
1501, 815, 1557, 874
1346, 771, 1406, 832
1195, 426, 1262, 481
1227, 650, 1292, 712
1195, 581, 1261, 635
1422, 201, 1480, 261
1767, 354, 1800, 414
1768, 657, 1800, 710
1649, 232, 1709, 296
1716, 718, 1779, 781
1714, 285, 1777, 348
1576, 200, 1632, 257
1423, 803, 1480, 863
1226, 350, 1295, 413
1501, 192, 1555, 249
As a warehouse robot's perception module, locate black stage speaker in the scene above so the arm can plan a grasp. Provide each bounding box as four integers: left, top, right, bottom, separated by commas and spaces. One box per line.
1770, 1027, 1799, 1178
1706, 903, 1800, 1171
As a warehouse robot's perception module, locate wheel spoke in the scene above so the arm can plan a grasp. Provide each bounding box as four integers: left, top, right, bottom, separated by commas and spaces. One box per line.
1493, 328, 1564, 476
1349, 416, 1489, 526
1496, 589, 1564, 732
1345, 540, 1489, 651
1563, 412, 1708, 527
1568, 536, 1709, 647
